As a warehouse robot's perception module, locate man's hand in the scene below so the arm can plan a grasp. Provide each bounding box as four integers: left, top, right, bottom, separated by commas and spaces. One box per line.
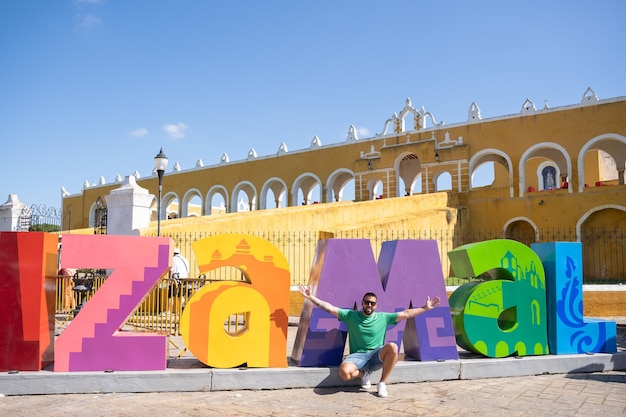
425, 296, 441, 310
396, 295, 442, 322
298, 285, 312, 299
298, 285, 339, 318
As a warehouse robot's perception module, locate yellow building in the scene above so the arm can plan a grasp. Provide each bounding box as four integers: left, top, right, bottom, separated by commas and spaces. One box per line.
61, 87, 626, 315
63, 87, 625, 234
66, 90, 624, 254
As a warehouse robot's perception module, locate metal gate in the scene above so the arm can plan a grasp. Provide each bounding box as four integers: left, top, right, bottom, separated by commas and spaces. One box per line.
17, 204, 62, 232
94, 196, 107, 235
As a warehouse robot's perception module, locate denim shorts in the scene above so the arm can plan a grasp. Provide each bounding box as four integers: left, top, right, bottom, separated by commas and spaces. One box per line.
341, 346, 384, 373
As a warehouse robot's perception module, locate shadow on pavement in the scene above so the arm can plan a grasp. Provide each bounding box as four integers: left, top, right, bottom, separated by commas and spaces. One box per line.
565, 372, 626, 383
313, 385, 364, 396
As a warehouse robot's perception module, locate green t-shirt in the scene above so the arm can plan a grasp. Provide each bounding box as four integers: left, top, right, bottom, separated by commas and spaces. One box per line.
337, 309, 399, 353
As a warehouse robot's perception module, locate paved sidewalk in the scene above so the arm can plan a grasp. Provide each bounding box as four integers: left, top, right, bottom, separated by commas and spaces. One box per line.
0, 318, 624, 416
1, 371, 625, 416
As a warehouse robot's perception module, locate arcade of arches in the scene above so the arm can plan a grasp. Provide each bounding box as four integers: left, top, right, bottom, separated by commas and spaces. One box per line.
65, 91, 626, 265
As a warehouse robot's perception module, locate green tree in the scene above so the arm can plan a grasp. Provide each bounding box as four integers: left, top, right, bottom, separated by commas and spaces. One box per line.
29, 223, 61, 233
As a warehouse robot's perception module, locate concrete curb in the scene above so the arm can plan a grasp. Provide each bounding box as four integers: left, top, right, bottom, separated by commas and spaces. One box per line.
1, 351, 624, 396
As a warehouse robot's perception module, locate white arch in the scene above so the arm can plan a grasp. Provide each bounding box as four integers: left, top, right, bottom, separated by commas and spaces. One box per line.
367, 178, 384, 200
536, 161, 561, 191
181, 188, 203, 218
502, 216, 539, 242
231, 181, 257, 213
325, 168, 355, 202
161, 191, 180, 220
576, 204, 626, 241
410, 173, 423, 194
468, 148, 514, 198
291, 172, 322, 206
260, 177, 288, 209
577, 133, 626, 192
393, 152, 421, 197
433, 171, 452, 192
519, 142, 572, 197
206, 185, 229, 215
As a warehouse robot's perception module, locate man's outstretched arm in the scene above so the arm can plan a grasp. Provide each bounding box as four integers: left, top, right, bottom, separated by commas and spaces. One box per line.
395, 296, 441, 322
298, 285, 340, 318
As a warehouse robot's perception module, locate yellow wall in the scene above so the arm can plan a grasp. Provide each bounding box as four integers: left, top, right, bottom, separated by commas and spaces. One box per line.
61, 94, 626, 316
143, 192, 465, 282
583, 291, 626, 316
288, 290, 626, 318
154, 192, 458, 234
63, 96, 626, 233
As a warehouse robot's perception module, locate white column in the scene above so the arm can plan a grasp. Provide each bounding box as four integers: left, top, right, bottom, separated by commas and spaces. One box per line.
104, 176, 154, 236
0, 194, 28, 231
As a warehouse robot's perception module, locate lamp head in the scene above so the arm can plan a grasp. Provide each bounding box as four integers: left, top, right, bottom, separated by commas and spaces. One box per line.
154, 148, 169, 172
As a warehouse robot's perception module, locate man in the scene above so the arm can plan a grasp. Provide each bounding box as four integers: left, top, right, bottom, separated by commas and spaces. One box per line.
166, 248, 190, 315
298, 285, 440, 398
171, 248, 190, 280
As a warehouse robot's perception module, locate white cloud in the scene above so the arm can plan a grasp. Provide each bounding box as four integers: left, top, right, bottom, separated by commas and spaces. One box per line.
163, 122, 189, 139
129, 128, 149, 137
79, 14, 102, 29
357, 127, 371, 137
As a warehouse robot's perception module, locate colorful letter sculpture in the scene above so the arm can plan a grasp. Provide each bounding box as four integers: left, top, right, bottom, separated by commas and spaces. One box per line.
532, 242, 617, 353
0, 232, 57, 371
1, 232, 620, 373
292, 239, 457, 367
448, 239, 549, 357
181, 234, 290, 368
54, 234, 171, 371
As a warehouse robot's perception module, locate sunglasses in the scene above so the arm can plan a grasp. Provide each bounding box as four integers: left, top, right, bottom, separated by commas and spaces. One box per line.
362, 300, 377, 306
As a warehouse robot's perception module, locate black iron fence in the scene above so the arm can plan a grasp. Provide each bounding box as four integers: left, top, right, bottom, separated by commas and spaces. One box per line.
54, 227, 624, 335
163, 228, 625, 286
55, 273, 246, 336
17, 204, 63, 233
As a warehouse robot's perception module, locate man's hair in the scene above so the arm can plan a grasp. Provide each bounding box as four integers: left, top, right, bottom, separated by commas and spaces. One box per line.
363, 292, 377, 300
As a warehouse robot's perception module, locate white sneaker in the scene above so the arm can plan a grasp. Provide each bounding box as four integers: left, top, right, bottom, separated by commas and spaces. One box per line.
377, 382, 388, 398
360, 371, 371, 389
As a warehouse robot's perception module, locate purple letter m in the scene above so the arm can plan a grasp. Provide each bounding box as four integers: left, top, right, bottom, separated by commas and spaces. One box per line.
292, 239, 458, 367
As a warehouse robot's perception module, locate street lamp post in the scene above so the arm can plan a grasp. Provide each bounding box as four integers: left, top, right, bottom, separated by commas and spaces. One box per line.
154, 148, 169, 236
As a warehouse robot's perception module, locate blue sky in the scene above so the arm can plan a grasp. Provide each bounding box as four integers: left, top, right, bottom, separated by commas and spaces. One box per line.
1, 0, 625, 210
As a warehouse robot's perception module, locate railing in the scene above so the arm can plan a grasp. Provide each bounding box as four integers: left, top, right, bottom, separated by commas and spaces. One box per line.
55, 227, 625, 335
55, 272, 107, 315
165, 228, 626, 285
18, 204, 63, 233
55, 274, 247, 336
